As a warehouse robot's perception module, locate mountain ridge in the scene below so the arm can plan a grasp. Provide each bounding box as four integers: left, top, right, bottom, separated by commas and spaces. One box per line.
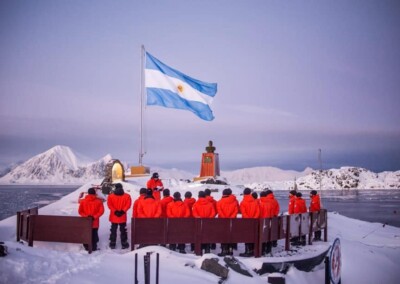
0, 145, 399, 189
0, 146, 111, 185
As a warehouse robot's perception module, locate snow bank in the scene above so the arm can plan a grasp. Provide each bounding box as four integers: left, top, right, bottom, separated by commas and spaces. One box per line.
1, 175, 400, 283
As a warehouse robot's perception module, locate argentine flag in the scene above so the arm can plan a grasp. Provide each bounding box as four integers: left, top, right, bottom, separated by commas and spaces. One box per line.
145, 52, 217, 121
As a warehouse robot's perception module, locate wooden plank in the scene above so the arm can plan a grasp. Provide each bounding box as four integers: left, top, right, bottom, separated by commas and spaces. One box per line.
166, 218, 196, 243
289, 214, 301, 238
200, 218, 231, 243
131, 218, 165, 245
29, 215, 92, 253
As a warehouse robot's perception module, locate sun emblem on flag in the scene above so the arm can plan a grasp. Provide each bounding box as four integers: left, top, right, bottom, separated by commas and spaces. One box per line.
177, 84, 184, 93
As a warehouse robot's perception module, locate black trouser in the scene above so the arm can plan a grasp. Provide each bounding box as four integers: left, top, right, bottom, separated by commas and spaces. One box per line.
202, 243, 211, 253
109, 223, 128, 245
84, 228, 99, 251
92, 228, 99, 250
239, 243, 254, 257
262, 242, 272, 254
220, 243, 234, 255
169, 244, 186, 251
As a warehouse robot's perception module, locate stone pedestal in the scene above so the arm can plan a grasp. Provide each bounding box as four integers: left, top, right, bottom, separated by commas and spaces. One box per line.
199, 141, 220, 178
200, 153, 220, 177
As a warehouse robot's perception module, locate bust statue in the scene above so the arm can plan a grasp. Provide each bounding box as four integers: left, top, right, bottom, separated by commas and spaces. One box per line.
205, 140, 216, 153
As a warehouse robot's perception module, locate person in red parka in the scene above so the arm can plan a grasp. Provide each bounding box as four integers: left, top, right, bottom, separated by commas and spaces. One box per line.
259, 190, 275, 255
239, 188, 260, 257
294, 192, 307, 214
160, 189, 174, 217
184, 191, 196, 217
309, 190, 322, 241
204, 188, 218, 250
137, 190, 162, 218
192, 191, 216, 218
146, 172, 164, 200
288, 190, 297, 214
293, 192, 307, 246
217, 188, 239, 218
78, 187, 104, 251
167, 192, 190, 218
271, 192, 280, 217
270, 191, 280, 248
259, 190, 275, 218
216, 188, 239, 256
252, 191, 259, 202
240, 188, 260, 218
192, 191, 216, 253
167, 192, 190, 253
204, 188, 217, 212
107, 183, 132, 249
184, 191, 196, 251
309, 190, 321, 212
136, 190, 162, 248
132, 188, 147, 218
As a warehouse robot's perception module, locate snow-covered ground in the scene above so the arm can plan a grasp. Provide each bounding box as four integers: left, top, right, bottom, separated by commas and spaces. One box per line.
1, 174, 400, 284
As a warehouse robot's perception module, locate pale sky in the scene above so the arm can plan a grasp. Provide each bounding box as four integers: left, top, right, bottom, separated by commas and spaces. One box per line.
1, 0, 399, 173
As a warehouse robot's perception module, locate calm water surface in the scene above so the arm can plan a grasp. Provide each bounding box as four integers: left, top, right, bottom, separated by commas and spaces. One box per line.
273, 189, 400, 228
0, 185, 78, 221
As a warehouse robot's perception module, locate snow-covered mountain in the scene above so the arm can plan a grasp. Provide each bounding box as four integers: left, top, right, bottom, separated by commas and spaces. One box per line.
0, 146, 112, 185
221, 167, 313, 183
1, 145, 399, 189
244, 166, 400, 190
297, 167, 400, 190
0, 161, 23, 177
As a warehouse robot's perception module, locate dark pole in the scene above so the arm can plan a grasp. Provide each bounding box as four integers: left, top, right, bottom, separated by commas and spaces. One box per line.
325, 256, 330, 284
135, 253, 138, 284
16, 211, 21, 242
285, 216, 290, 251
144, 252, 151, 284
156, 253, 160, 284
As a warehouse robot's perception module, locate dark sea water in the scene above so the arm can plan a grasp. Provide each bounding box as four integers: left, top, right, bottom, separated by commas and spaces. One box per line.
0, 186, 399, 228
0, 185, 78, 221
273, 189, 400, 228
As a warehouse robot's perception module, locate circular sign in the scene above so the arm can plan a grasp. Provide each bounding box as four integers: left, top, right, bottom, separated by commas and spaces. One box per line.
329, 238, 342, 284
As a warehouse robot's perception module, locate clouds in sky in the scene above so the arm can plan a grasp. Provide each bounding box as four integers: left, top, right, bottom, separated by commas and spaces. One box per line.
0, 0, 399, 173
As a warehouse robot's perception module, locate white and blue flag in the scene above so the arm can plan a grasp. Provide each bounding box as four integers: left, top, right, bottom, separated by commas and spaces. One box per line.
145, 52, 217, 121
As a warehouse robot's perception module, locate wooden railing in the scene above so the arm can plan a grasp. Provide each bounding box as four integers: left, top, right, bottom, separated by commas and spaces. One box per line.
16, 207, 327, 257
16, 208, 94, 253
16, 207, 38, 243
131, 209, 328, 257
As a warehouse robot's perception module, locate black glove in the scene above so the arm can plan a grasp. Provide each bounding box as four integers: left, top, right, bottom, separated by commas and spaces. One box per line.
88, 215, 94, 220
114, 210, 122, 217
120, 210, 126, 215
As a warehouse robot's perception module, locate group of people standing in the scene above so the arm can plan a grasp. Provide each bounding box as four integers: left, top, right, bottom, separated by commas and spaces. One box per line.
78, 172, 322, 256
288, 189, 322, 245
78, 183, 132, 251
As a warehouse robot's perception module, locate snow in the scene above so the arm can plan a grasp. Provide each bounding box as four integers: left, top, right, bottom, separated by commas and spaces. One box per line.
1, 173, 400, 284
221, 167, 313, 183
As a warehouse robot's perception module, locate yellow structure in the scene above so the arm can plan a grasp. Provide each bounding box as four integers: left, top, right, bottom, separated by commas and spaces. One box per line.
129, 165, 150, 177
104, 159, 125, 183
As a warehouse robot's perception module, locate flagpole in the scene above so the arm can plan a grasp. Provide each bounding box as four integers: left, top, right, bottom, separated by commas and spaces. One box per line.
139, 45, 145, 165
